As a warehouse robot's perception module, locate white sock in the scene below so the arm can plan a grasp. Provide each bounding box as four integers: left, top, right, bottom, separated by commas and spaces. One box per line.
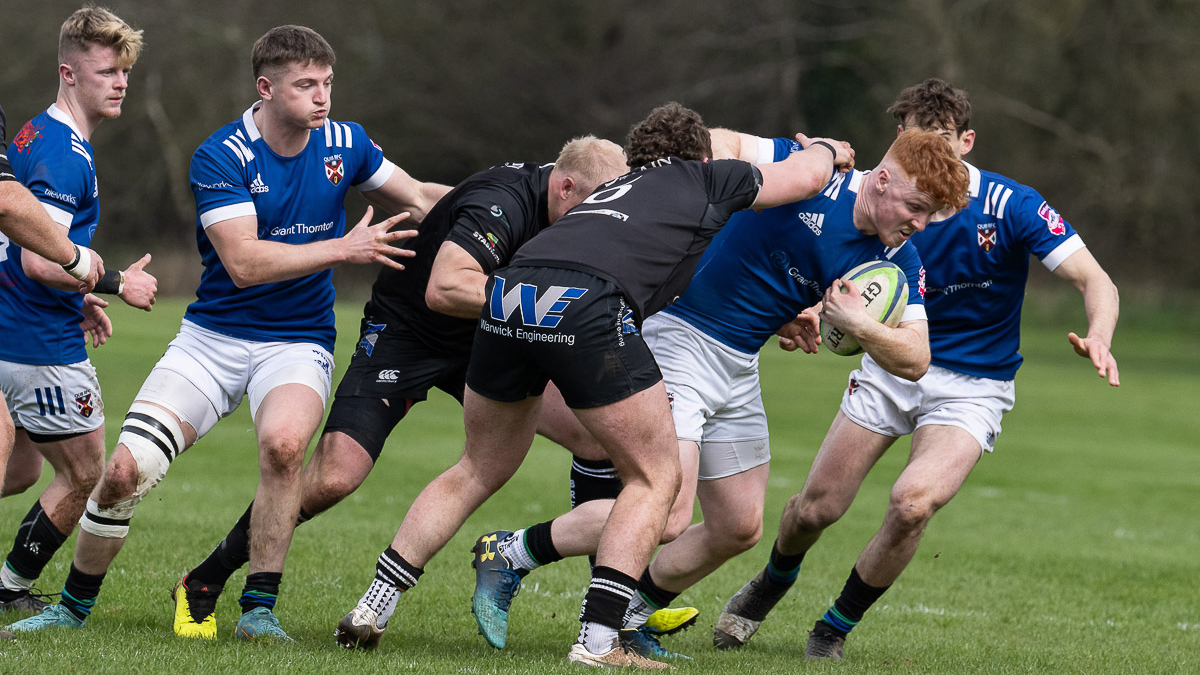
578, 620, 620, 655
358, 579, 400, 629
0, 564, 33, 592
497, 529, 540, 572
622, 592, 655, 629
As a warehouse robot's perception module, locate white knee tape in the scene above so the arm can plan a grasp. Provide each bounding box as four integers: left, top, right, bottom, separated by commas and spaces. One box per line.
78, 403, 182, 539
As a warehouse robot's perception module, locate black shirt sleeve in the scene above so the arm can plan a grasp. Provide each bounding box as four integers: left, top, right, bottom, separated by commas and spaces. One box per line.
0, 103, 15, 182
704, 159, 763, 221
444, 185, 536, 274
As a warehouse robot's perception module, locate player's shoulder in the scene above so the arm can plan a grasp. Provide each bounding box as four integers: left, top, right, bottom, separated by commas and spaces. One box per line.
193, 116, 253, 167
10, 109, 93, 173
314, 117, 371, 153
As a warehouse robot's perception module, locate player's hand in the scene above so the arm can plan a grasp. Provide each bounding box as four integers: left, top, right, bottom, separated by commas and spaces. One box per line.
77, 247, 105, 293
776, 307, 822, 353
1068, 332, 1120, 386
820, 278, 874, 335
120, 254, 157, 311
343, 206, 419, 271
79, 294, 113, 347
796, 133, 855, 172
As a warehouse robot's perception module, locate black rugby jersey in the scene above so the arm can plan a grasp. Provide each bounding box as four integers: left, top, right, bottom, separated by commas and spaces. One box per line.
0, 104, 14, 182
366, 161, 553, 351
510, 157, 761, 323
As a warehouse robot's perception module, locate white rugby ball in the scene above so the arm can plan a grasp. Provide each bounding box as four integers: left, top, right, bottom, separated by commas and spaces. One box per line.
819, 260, 909, 356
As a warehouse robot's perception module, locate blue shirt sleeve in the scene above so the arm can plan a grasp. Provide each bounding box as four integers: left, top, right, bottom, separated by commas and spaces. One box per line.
1006, 186, 1078, 260
189, 141, 253, 227
346, 122, 387, 187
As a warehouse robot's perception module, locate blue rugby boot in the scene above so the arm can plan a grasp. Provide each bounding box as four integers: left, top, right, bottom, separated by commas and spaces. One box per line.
470, 530, 524, 649
234, 607, 294, 642
7, 604, 84, 632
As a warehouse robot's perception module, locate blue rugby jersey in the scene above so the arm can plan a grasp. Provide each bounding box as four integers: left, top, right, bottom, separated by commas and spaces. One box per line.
664, 138, 926, 355
912, 162, 1083, 380
185, 104, 391, 351
0, 105, 100, 365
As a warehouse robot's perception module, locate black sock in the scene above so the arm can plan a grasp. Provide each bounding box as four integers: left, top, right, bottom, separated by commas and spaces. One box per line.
60, 564, 106, 621
579, 566, 637, 630
524, 520, 563, 566
766, 540, 806, 585
570, 458, 622, 508
0, 500, 68, 597
375, 547, 423, 591
820, 566, 889, 636
637, 568, 679, 610
239, 571, 282, 614
189, 502, 253, 587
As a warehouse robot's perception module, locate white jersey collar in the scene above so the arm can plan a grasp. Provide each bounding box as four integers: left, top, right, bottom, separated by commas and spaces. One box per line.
46, 104, 85, 139
241, 102, 263, 143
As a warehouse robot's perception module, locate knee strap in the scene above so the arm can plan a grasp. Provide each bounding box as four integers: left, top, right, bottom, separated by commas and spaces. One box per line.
79, 403, 184, 539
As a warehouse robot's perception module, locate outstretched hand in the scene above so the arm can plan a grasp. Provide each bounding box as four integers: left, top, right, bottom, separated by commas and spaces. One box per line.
796, 133, 855, 172
1068, 332, 1120, 386
777, 306, 822, 353
80, 294, 113, 347
342, 206, 419, 271
121, 253, 157, 311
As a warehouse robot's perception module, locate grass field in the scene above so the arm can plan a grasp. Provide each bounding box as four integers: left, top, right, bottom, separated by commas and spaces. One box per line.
1, 296, 1196, 674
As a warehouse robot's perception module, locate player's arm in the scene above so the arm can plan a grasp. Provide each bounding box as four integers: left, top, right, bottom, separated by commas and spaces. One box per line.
206, 207, 418, 288
822, 278, 930, 381
22, 240, 156, 310
1051, 247, 1120, 386
426, 241, 487, 318
709, 129, 761, 162
752, 134, 854, 209
0, 182, 104, 291
362, 164, 451, 225
776, 304, 823, 353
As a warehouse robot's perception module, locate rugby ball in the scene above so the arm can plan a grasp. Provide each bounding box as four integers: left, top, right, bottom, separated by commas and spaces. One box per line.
819, 261, 909, 356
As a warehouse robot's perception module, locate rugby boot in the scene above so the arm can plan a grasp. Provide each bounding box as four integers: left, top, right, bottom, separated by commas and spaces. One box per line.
234, 607, 293, 641
567, 639, 673, 669
619, 626, 691, 660
471, 530, 523, 649
804, 620, 846, 659
7, 604, 85, 632
643, 606, 698, 636
171, 575, 219, 639
334, 603, 385, 650
712, 568, 793, 649
0, 589, 52, 616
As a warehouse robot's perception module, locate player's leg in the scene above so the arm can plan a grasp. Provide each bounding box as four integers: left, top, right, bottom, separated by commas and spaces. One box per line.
536, 382, 623, 510
0, 396, 11, 494
335, 387, 541, 649
0, 428, 104, 614
1, 433, 43, 497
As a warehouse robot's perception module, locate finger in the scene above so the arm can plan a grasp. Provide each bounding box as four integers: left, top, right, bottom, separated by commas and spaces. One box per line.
383, 228, 420, 243
778, 336, 798, 352
129, 253, 152, 271
794, 132, 811, 147
1107, 359, 1121, 386
377, 255, 406, 272
379, 212, 413, 231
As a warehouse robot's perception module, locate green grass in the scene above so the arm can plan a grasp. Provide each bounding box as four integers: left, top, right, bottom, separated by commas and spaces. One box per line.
1, 296, 1196, 674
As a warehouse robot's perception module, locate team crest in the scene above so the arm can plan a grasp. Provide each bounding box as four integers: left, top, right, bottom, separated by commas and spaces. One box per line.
977, 223, 998, 252
324, 159, 345, 185
13, 122, 43, 153
1037, 201, 1066, 235
847, 377, 860, 396
73, 392, 95, 418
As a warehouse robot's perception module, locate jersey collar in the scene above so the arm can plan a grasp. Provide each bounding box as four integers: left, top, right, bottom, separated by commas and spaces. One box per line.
46, 104, 85, 140
241, 102, 263, 142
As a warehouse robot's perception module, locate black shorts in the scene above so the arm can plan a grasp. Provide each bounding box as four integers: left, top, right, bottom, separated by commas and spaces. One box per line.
466, 266, 661, 409
324, 314, 468, 461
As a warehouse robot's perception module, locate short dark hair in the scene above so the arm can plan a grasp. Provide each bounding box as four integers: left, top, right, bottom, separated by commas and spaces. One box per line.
624, 102, 712, 169
888, 78, 972, 135
252, 25, 335, 79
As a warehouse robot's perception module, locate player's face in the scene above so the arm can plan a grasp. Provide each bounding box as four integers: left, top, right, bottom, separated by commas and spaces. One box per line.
68, 44, 131, 120
873, 169, 940, 247
266, 62, 334, 130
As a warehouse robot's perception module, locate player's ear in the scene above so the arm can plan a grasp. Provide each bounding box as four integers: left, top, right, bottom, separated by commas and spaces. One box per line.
256, 75, 273, 101
875, 166, 890, 193
896, 124, 905, 138
559, 176, 575, 199
59, 63, 75, 85
959, 129, 976, 156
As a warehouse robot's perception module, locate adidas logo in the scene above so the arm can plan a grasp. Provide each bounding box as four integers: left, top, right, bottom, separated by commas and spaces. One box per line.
249, 173, 270, 194
798, 211, 824, 235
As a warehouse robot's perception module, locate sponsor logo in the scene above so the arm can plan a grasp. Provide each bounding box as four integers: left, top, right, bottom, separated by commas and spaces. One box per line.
479, 318, 577, 346
977, 222, 997, 252
489, 204, 504, 218
571, 208, 629, 221
503, 162, 526, 170
13, 122, 42, 153
269, 221, 335, 236
771, 250, 821, 294
470, 231, 502, 264
1038, 201, 1066, 235
73, 391, 95, 418
488, 275, 587, 329
377, 369, 400, 382
925, 278, 993, 297
312, 350, 332, 377
42, 188, 78, 206
358, 322, 386, 356
619, 308, 638, 335
195, 180, 233, 190
918, 266, 926, 299
797, 211, 824, 236
249, 173, 269, 194
325, 159, 344, 185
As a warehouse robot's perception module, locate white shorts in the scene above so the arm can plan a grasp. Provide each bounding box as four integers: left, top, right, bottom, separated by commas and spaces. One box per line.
840, 353, 1016, 455
644, 313, 770, 480
133, 320, 334, 441
0, 358, 104, 438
